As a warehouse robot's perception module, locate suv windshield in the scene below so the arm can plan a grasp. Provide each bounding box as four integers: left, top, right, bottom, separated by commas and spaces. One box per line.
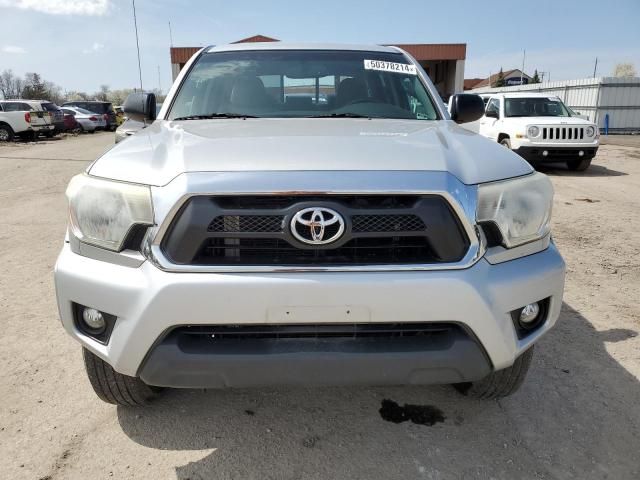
504, 97, 570, 117
168, 50, 439, 121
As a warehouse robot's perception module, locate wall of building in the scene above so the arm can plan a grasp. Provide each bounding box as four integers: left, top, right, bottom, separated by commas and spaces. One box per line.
473, 77, 640, 132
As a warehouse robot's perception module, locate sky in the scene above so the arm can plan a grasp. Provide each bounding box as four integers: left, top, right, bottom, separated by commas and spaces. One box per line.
1, 0, 639, 94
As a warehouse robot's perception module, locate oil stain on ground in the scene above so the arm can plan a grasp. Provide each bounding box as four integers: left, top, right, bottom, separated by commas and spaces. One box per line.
379, 399, 446, 426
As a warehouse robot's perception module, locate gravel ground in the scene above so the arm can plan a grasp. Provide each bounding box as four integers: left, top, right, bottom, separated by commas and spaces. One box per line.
0, 133, 638, 480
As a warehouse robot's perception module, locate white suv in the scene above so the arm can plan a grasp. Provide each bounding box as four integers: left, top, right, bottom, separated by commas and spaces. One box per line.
54, 43, 565, 406
0, 100, 56, 141
476, 93, 599, 171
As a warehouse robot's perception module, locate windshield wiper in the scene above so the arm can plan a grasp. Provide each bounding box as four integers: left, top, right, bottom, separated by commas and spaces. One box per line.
172, 113, 258, 120
305, 113, 371, 119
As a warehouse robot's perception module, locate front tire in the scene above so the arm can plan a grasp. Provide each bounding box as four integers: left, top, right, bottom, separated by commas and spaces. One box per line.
82, 348, 160, 406
567, 158, 592, 171
500, 138, 512, 149
454, 346, 535, 399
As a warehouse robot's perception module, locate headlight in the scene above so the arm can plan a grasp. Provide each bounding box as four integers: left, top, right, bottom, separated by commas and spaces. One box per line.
477, 172, 553, 248
527, 126, 540, 138
586, 126, 595, 137
66, 174, 153, 251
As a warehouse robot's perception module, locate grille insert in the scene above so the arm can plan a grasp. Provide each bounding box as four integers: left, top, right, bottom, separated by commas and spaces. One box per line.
542, 126, 584, 141
199, 236, 437, 266
175, 323, 455, 340
352, 214, 425, 233
209, 215, 284, 233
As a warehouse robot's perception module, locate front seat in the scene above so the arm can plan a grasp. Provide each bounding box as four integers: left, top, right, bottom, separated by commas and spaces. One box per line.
335, 77, 368, 107
229, 76, 274, 111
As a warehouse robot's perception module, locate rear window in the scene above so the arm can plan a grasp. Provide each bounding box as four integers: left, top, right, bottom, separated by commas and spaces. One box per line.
41, 103, 59, 111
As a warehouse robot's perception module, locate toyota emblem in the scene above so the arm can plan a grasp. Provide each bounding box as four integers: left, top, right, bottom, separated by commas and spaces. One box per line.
290, 207, 345, 245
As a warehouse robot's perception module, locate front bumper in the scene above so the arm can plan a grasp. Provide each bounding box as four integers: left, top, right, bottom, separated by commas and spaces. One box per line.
514, 145, 598, 162
54, 241, 565, 386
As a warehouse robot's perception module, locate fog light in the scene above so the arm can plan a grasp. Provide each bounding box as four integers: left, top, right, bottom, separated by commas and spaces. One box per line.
82, 308, 105, 331
542, 150, 548, 157
519, 303, 540, 325
579, 150, 584, 157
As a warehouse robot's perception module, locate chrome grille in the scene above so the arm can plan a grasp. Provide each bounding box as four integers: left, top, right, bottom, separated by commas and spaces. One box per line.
161, 195, 470, 266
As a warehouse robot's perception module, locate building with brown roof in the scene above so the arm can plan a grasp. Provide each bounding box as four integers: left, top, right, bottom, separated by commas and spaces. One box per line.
466, 69, 532, 90
170, 35, 467, 96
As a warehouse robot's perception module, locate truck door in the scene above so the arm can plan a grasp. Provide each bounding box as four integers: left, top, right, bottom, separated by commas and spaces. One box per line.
480, 97, 501, 141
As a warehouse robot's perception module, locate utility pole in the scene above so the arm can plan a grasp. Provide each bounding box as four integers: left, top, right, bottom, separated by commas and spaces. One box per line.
593, 57, 598, 78
132, 0, 143, 92
520, 49, 526, 85
157, 65, 162, 93
168, 20, 173, 47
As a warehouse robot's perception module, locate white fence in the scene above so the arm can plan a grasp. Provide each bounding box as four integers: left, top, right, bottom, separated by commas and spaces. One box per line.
472, 77, 640, 132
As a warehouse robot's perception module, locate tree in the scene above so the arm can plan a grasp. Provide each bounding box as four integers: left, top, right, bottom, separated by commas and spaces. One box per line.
96, 84, 110, 101
613, 63, 637, 78
0, 69, 24, 99
493, 68, 505, 87
532, 70, 541, 84
21, 72, 48, 99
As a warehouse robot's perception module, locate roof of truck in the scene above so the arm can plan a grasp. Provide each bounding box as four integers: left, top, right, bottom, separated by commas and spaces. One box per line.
207, 42, 400, 54
487, 92, 561, 99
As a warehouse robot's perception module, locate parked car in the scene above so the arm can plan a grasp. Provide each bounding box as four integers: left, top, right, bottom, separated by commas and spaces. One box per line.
0, 100, 55, 141
60, 107, 106, 132
62, 101, 117, 131
114, 102, 162, 143
55, 43, 565, 406
38, 101, 65, 135
63, 111, 80, 132
471, 92, 599, 171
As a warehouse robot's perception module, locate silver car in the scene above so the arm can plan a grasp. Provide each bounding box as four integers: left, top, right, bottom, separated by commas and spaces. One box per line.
60, 107, 106, 133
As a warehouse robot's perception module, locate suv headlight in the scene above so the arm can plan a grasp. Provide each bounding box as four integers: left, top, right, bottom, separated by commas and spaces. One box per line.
586, 126, 595, 137
527, 126, 540, 138
66, 174, 153, 251
477, 172, 553, 248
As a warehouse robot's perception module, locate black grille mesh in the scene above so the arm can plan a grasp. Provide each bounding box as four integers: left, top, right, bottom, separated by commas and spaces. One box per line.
209, 215, 284, 233
352, 214, 425, 232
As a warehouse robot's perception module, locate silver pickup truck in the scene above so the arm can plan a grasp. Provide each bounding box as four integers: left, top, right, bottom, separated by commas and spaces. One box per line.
54, 43, 565, 406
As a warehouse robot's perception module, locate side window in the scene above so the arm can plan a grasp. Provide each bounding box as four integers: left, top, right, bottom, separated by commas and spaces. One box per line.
486, 98, 500, 117
21, 103, 33, 111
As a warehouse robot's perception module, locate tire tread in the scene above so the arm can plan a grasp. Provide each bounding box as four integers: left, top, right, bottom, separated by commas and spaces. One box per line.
82, 348, 158, 406
455, 346, 535, 399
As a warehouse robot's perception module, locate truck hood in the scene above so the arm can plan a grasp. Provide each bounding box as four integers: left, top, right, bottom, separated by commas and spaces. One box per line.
89, 118, 532, 186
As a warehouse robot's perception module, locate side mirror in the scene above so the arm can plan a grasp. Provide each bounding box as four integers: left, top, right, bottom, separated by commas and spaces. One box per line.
485, 109, 499, 119
123, 92, 157, 123
449, 94, 485, 124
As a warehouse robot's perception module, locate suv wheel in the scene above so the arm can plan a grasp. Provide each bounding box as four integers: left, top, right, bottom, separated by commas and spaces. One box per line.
499, 138, 512, 149
454, 346, 534, 399
0, 124, 15, 142
567, 158, 592, 171
82, 348, 160, 406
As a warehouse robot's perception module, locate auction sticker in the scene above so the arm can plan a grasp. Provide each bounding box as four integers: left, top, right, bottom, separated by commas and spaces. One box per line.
364, 59, 417, 75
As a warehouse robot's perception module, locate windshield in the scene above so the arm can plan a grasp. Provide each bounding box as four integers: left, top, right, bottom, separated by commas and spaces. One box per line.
168, 50, 439, 121
504, 97, 570, 117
